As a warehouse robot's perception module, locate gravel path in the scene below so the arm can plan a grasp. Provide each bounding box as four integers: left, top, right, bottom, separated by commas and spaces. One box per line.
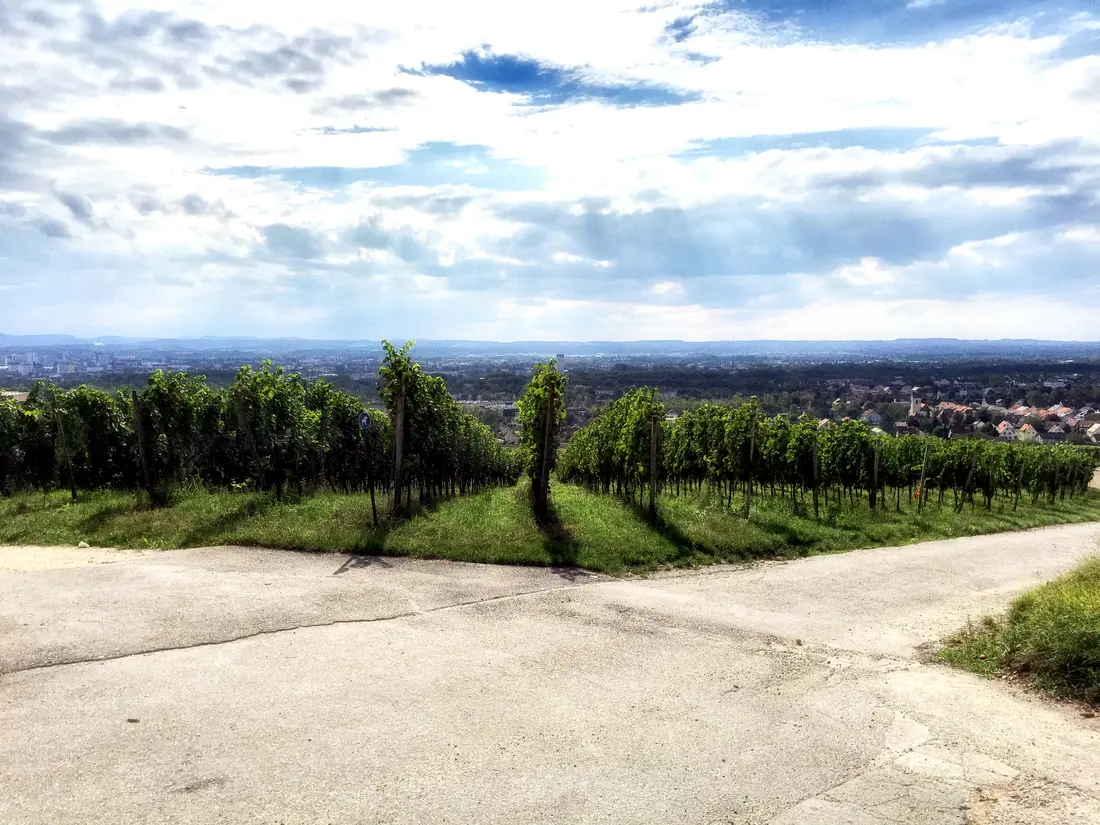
2, 523, 1099, 824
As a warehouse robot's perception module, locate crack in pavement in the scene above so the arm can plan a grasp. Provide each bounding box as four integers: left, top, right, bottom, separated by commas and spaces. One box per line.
2, 571, 920, 685
774, 738, 1022, 825
0, 578, 606, 678
1, 572, 930, 682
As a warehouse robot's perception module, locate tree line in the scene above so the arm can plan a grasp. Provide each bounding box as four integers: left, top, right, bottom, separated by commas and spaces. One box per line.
0, 343, 521, 515
557, 389, 1100, 517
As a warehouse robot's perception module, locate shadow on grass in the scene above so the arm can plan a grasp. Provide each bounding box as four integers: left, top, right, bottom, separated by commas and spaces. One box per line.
390, 487, 466, 527
627, 502, 709, 563
0, 526, 40, 544
178, 496, 276, 547
77, 502, 137, 532
401, 495, 439, 519
754, 518, 817, 554
532, 493, 578, 569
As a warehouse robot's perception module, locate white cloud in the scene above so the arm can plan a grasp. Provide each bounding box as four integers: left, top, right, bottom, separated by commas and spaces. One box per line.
423, 292, 1100, 341
0, 0, 1098, 339
833, 258, 896, 287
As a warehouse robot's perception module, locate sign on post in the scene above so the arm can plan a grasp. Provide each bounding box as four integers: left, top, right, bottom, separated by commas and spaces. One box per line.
359, 411, 372, 431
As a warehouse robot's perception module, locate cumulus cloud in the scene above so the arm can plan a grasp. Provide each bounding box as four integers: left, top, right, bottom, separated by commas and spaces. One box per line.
178, 193, 208, 215
202, 31, 365, 94
39, 218, 73, 238
312, 88, 420, 114
45, 119, 190, 145
57, 191, 95, 225
261, 223, 324, 259
0, 0, 1098, 338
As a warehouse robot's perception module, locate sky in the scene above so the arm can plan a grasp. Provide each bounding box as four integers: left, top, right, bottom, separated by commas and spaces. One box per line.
1, 0, 1099, 341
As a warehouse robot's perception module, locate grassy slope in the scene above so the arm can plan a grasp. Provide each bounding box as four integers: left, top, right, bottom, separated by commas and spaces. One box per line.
940, 557, 1100, 704
2, 483, 1098, 574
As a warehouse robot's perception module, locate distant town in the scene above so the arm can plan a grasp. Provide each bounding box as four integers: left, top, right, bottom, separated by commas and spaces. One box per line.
798, 383, 1099, 445
2, 337, 1099, 447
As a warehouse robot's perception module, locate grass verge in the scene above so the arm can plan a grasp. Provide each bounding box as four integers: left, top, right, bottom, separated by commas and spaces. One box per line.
2, 483, 1098, 575
940, 556, 1100, 705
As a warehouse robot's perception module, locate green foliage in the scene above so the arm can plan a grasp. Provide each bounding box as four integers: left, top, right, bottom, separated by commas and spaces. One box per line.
557, 387, 662, 501
0, 344, 520, 503
0, 398, 23, 495
517, 359, 568, 516
379, 340, 521, 505
13, 383, 63, 493
560, 396, 1100, 516
305, 379, 391, 493
141, 370, 222, 485
379, 339, 419, 404
942, 557, 1100, 704
57, 384, 135, 490
231, 362, 320, 497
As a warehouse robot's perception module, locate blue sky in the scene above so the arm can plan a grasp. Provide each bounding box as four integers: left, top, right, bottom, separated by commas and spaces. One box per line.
1, 0, 1098, 340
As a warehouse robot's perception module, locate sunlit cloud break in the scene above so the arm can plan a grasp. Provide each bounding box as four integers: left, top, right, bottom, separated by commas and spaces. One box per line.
1, 0, 1098, 340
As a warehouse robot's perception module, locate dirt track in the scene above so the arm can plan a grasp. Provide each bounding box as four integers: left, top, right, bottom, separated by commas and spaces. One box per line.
2, 523, 1100, 824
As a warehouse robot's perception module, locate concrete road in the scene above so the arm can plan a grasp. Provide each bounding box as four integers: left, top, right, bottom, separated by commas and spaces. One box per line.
2, 524, 1100, 825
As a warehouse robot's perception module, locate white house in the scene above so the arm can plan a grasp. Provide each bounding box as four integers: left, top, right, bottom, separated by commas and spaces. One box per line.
1017, 423, 1043, 443
860, 409, 884, 427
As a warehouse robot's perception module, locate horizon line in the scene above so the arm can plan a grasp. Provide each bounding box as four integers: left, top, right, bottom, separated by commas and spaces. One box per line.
4, 335, 1100, 346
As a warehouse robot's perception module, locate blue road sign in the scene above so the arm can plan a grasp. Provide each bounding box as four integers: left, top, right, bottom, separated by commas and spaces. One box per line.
359, 411, 372, 431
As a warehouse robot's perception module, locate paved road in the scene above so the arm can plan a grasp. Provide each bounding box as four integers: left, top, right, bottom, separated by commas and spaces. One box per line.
2, 524, 1100, 825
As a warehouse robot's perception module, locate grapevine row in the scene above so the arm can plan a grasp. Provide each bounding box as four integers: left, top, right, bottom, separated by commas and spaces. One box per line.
557, 391, 1100, 514
515, 359, 567, 520
0, 343, 521, 509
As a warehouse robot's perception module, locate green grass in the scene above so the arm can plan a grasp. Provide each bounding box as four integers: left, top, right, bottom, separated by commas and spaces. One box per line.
651, 488, 1100, 564
2, 483, 1098, 575
0, 487, 391, 552
940, 557, 1100, 705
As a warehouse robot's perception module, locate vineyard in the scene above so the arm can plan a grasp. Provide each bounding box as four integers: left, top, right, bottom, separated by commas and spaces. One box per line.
0, 341, 521, 517
558, 389, 1100, 516
2, 359, 1099, 571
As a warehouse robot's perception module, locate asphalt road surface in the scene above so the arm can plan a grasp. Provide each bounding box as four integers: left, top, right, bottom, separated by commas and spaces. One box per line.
3, 523, 1100, 825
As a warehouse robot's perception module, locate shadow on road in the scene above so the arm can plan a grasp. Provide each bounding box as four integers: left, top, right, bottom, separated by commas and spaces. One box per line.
332, 555, 396, 576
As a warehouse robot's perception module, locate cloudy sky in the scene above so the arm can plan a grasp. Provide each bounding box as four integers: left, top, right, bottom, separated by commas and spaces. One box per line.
1, 0, 1099, 340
